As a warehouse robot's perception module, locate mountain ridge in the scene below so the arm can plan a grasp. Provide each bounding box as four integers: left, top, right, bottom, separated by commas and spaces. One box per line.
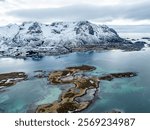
0, 21, 145, 57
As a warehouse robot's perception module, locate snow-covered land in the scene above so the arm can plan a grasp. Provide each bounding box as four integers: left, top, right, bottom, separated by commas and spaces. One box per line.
0, 21, 145, 57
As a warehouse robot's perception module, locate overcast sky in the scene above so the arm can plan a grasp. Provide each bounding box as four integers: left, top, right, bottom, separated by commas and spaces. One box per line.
0, 0, 150, 26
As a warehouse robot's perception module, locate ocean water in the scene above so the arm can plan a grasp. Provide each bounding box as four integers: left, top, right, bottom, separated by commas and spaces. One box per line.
0, 27, 150, 112
0, 47, 150, 112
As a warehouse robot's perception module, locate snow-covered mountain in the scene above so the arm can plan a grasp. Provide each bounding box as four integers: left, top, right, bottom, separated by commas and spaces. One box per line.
0, 21, 144, 57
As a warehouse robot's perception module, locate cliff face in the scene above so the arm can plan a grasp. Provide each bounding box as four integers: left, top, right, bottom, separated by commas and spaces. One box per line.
0, 21, 144, 57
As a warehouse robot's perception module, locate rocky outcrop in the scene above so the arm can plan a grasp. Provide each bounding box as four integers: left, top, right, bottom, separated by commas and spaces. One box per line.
0, 72, 27, 87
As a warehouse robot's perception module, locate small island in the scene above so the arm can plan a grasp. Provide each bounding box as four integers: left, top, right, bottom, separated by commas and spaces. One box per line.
36, 65, 137, 113
0, 72, 27, 88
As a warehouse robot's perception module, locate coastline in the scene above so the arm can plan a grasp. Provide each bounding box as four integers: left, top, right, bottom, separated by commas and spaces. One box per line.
0, 44, 147, 59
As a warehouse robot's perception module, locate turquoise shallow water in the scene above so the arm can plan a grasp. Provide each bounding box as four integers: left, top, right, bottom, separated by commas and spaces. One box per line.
0, 48, 150, 112
0, 78, 62, 112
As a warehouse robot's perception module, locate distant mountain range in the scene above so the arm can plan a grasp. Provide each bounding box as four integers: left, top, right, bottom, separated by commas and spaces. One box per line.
0, 21, 145, 57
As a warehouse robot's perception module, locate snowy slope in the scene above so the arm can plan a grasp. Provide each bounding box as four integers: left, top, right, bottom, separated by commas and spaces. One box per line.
0, 21, 145, 57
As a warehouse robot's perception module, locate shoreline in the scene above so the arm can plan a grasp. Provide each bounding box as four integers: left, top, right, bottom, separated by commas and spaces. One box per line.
0, 43, 147, 59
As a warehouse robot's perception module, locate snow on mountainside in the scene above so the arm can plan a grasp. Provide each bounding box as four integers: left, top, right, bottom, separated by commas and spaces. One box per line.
0, 21, 145, 57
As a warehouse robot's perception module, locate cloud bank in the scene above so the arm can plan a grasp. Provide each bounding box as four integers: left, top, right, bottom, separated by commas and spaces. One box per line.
0, 0, 150, 25
8, 3, 150, 21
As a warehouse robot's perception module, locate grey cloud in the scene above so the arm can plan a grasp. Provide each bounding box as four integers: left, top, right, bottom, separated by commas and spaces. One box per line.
126, 3, 150, 20
7, 2, 150, 22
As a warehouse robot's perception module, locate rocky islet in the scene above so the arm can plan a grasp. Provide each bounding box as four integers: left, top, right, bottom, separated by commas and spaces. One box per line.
36, 65, 137, 113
